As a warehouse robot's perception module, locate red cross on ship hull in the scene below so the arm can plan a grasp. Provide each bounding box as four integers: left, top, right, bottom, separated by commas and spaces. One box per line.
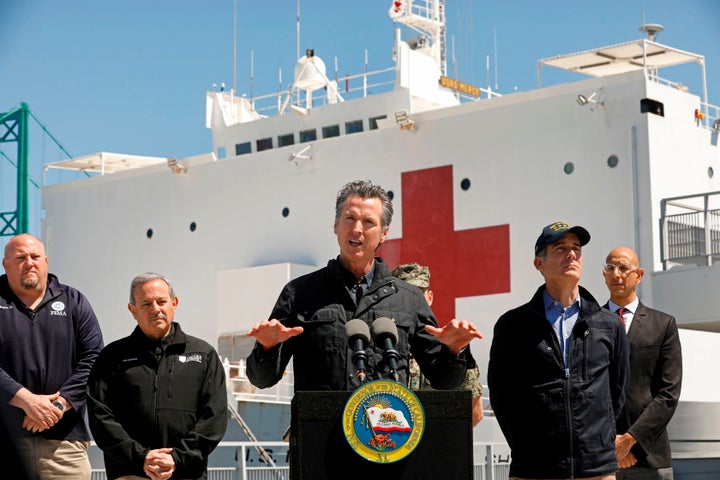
379, 165, 510, 326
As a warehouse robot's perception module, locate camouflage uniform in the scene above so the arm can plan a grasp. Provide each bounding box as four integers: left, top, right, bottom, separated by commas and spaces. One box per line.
391, 263, 484, 398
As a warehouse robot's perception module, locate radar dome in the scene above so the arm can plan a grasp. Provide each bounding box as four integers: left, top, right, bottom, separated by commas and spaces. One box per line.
294, 49, 328, 91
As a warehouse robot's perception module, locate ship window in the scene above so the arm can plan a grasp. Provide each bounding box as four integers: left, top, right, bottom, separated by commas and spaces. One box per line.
235, 142, 251, 156
278, 133, 295, 147
345, 119, 363, 134
369, 115, 387, 130
322, 125, 340, 138
257, 137, 273, 152
217, 147, 226, 159
300, 129, 317, 143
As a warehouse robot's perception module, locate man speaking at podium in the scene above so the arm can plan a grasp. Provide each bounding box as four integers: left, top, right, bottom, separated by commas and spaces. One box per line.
245, 180, 482, 392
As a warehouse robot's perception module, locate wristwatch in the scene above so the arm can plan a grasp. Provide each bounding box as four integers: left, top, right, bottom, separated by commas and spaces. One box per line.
52, 400, 64, 412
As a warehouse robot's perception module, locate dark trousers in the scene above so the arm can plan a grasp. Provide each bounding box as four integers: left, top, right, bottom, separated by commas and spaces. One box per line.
617, 466, 673, 480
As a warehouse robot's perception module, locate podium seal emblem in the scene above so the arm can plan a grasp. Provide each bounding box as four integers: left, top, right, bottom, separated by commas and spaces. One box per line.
342, 379, 425, 463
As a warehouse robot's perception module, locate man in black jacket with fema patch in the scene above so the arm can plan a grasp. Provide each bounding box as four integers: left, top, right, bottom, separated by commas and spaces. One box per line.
87, 273, 227, 480
488, 222, 630, 480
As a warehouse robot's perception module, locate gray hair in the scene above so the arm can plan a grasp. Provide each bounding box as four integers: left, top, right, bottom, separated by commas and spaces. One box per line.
129, 272, 175, 305
335, 180, 394, 229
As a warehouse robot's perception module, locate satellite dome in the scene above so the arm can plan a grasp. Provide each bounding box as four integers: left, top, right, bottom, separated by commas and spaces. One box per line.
294, 49, 328, 90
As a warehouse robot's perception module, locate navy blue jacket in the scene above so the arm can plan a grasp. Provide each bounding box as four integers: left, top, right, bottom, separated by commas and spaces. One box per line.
0, 273, 104, 441
488, 285, 630, 479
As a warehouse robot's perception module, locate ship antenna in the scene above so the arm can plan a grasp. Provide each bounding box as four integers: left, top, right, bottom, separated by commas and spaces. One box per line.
639, 23, 664, 41
639, 10, 664, 41
233, 0, 237, 93
494, 28, 499, 91
296, 0, 301, 60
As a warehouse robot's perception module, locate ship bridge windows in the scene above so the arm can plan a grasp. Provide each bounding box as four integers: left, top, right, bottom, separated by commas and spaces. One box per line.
300, 129, 317, 143
257, 137, 273, 152
345, 119, 363, 134
369, 115, 387, 130
322, 125, 340, 139
278, 133, 295, 147
235, 142, 251, 156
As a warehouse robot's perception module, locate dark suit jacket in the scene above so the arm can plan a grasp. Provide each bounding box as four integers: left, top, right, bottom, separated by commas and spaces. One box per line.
609, 301, 683, 469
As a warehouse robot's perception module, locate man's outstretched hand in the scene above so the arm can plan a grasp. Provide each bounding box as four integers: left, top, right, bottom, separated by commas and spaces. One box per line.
425, 319, 483, 355
246, 319, 304, 350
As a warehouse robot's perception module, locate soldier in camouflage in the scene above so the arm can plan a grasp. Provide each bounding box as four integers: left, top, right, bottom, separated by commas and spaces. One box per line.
391, 263, 484, 426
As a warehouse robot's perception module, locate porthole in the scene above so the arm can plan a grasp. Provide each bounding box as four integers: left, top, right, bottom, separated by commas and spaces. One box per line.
282, 207, 290, 217
146, 229, 153, 239
564, 162, 574, 174
607, 155, 619, 168
189, 222, 197, 232
460, 178, 471, 191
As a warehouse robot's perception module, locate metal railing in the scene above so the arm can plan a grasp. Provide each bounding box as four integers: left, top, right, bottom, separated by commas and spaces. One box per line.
660, 191, 720, 269
226, 62, 501, 122
91, 441, 509, 480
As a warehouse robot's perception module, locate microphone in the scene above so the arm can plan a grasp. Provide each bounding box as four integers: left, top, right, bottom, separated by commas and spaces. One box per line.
371, 317, 400, 381
346, 319, 371, 383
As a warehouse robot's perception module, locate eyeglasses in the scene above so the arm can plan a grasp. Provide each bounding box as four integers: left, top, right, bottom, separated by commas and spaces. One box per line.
601, 263, 639, 275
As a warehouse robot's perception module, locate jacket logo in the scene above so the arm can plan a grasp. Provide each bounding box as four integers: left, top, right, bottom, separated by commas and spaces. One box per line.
50, 301, 67, 316
179, 354, 202, 363
0, 304, 13, 310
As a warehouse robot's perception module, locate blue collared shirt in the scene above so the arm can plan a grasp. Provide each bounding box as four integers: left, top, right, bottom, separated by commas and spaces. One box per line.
543, 289, 581, 368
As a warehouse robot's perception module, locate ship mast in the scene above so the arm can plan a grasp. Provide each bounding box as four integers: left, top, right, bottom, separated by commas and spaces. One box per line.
389, 0, 447, 75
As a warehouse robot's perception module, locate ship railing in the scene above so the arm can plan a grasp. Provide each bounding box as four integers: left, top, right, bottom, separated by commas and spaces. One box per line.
660, 191, 720, 269
705, 102, 720, 130
92, 441, 511, 480
225, 359, 294, 404
237, 65, 497, 119
646, 72, 719, 129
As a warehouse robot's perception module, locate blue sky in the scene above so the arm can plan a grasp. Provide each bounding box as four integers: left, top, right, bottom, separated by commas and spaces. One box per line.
1, 0, 719, 245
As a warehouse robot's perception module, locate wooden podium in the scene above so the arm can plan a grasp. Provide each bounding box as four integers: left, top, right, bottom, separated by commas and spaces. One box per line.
290, 389, 473, 479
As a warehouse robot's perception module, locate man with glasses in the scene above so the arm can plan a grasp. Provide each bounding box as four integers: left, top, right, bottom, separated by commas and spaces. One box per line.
488, 221, 630, 480
602, 247, 682, 480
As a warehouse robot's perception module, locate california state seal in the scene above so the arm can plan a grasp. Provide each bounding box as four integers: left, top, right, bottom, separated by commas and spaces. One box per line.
342, 379, 425, 463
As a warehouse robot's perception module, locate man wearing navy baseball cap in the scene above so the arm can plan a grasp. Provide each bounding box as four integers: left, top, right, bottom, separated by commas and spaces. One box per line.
489, 221, 630, 480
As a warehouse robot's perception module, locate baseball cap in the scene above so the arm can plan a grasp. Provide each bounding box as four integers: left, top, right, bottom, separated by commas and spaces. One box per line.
534, 221, 590, 256
391, 263, 430, 288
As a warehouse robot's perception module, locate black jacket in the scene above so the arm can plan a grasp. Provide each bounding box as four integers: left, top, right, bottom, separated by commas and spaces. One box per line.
612, 302, 682, 470
87, 323, 227, 480
488, 285, 630, 479
0, 273, 103, 441
247, 258, 472, 391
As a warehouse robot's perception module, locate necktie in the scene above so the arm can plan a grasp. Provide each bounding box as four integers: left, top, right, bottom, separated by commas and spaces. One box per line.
355, 280, 364, 305
617, 307, 626, 326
